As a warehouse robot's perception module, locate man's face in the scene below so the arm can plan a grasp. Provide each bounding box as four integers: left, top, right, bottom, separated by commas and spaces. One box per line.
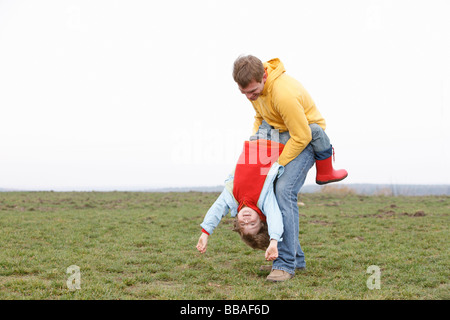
238, 72, 267, 101
237, 206, 262, 235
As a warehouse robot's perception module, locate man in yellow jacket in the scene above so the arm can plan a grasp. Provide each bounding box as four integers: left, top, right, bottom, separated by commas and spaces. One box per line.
232, 55, 347, 281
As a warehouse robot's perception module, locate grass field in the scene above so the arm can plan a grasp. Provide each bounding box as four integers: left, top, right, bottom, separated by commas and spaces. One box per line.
0, 191, 448, 300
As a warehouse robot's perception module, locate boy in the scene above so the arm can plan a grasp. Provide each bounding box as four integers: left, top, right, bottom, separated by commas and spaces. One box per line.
196, 138, 284, 263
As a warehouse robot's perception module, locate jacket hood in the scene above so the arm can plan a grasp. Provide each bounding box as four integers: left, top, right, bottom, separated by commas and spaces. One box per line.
262, 58, 285, 96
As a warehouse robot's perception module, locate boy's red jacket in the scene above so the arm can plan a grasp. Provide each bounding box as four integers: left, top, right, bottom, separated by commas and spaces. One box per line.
233, 139, 284, 221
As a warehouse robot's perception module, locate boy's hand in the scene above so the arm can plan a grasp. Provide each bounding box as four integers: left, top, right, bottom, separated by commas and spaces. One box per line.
196, 233, 209, 254
265, 239, 278, 261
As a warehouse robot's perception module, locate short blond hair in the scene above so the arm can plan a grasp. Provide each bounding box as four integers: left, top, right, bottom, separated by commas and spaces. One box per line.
232, 55, 265, 88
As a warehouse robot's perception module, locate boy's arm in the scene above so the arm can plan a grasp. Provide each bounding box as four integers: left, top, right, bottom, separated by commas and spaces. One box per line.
196, 232, 209, 254
199, 187, 236, 236
265, 239, 278, 261
260, 163, 283, 260
197, 187, 236, 254
262, 180, 284, 243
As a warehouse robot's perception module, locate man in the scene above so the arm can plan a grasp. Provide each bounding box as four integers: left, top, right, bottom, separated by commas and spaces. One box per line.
232, 55, 347, 281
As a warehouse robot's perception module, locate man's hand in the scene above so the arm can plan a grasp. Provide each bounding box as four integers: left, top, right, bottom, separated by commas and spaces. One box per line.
265, 239, 278, 261
196, 233, 209, 254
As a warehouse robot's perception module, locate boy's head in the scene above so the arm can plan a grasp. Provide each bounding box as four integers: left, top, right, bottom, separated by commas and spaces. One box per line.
232, 206, 270, 250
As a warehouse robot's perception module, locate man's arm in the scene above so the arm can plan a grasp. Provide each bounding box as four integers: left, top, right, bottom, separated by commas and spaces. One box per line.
274, 94, 312, 166
251, 106, 264, 135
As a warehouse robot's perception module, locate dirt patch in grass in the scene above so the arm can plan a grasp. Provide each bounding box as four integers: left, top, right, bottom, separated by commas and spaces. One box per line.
309, 220, 333, 226
353, 209, 428, 219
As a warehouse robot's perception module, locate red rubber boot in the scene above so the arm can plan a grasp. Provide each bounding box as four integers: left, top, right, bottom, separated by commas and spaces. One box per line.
315, 149, 348, 185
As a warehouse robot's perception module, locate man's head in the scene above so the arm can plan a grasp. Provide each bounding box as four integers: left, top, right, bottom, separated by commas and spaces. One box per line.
233, 55, 267, 101
233, 206, 270, 250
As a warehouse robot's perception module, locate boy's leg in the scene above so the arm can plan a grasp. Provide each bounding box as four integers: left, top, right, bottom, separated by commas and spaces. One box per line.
272, 144, 314, 276
309, 123, 332, 160
250, 120, 290, 145
250, 120, 278, 142
309, 123, 348, 184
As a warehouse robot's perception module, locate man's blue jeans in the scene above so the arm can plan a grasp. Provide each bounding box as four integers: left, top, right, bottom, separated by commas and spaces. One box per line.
251, 121, 315, 274
273, 144, 314, 274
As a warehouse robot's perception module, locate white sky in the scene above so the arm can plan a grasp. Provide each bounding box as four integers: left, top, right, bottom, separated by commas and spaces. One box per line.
0, 0, 449, 190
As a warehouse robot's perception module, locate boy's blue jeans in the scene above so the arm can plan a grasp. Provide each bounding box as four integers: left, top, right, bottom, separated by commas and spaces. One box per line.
250, 122, 333, 160
309, 123, 332, 160
251, 121, 330, 274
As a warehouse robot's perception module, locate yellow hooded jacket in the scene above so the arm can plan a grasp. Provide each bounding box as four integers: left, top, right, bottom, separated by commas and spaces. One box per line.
251, 58, 326, 166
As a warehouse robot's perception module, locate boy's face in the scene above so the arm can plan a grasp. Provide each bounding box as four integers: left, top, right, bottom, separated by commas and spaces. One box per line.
237, 206, 262, 235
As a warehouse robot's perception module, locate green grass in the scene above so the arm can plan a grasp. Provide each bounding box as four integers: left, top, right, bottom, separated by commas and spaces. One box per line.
0, 191, 448, 299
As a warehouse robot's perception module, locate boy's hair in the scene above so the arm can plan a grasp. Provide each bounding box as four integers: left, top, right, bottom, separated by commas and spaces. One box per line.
232, 219, 270, 250
232, 55, 265, 89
